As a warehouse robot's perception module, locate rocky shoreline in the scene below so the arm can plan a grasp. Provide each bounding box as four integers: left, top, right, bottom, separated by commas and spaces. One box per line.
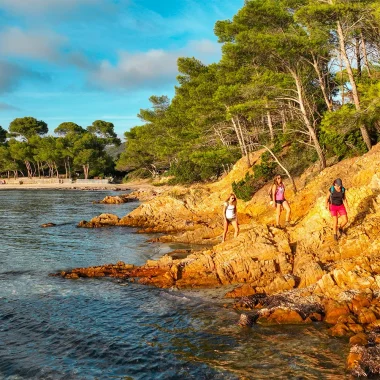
55, 145, 380, 377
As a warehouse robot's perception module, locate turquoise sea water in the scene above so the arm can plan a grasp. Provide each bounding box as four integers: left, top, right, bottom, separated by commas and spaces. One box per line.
0, 190, 349, 379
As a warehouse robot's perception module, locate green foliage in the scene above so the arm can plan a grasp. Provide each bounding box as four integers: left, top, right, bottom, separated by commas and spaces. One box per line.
9, 117, 48, 141
232, 172, 256, 201
232, 152, 276, 201
0, 126, 6, 144
122, 168, 152, 182
320, 106, 368, 158
253, 152, 277, 180
54, 122, 84, 136
168, 148, 239, 184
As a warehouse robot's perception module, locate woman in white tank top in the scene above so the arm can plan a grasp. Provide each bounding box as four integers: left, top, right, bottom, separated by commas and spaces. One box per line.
222, 193, 239, 242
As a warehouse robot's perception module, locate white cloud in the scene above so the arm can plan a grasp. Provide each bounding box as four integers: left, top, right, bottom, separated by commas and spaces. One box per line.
88, 39, 220, 90
0, 27, 66, 62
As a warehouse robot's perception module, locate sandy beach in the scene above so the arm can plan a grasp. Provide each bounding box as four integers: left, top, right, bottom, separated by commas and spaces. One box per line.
0, 179, 155, 191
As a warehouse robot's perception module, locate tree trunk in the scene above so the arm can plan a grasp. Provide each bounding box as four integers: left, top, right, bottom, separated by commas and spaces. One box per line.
311, 54, 332, 111
360, 32, 372, 78
231, 117, 246, 161
67, 157, 71, 179
237, 117, 251, 166
266, 107, 274, 141
291, 69, 326, 170
25, 161, 33, 178
355, 35, 362, 78
262, 145, 297, 193
337, 21, 372, 150
83, 164, 89, 179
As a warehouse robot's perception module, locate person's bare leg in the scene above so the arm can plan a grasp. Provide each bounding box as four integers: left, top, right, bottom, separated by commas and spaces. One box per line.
339, 214, 348, 229
276, 203, 281, 226
283, 201, 291, 223
222, 220, 229, 242
231, 220, 239, 238
332, 215, 338, 238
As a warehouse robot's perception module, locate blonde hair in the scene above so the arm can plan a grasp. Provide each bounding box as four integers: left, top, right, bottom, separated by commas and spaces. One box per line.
225, 193, 237, 207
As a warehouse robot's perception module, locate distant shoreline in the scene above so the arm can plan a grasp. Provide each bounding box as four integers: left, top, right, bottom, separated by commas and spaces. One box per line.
0, 180, 155, 191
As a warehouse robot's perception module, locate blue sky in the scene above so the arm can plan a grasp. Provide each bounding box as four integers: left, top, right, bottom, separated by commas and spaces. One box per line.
0, 0, 243, 138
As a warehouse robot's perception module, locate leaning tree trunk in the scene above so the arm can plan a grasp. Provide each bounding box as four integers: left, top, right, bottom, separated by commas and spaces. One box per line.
266, 106, 274, 141
291, 70, 326, 170
231, 117, 251, 166
237, 117, 251, 166
262, 145, 297, 193
311, 54, 332, 111
360, 32, 371, 78
337, 21, 372, 151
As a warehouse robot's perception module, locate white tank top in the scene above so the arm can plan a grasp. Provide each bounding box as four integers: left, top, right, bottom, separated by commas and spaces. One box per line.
224, 202, 236, 219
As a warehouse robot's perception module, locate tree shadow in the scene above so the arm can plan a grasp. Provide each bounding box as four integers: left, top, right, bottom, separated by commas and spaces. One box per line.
350, 189, 380, 227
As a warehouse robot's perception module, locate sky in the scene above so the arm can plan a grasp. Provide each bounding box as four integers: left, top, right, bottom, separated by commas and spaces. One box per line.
0, 0, 243, 138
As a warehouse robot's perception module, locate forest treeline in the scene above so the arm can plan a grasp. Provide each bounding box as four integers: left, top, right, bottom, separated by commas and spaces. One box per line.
0, 118, 120, 179
117, 0, 380, 185
1, 0, 380, 187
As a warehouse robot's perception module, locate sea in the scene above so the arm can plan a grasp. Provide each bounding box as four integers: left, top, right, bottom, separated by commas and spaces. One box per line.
0, 190, 349, 379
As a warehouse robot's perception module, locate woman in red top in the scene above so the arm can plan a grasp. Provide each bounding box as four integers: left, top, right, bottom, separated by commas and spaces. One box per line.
271, 175, 291, 228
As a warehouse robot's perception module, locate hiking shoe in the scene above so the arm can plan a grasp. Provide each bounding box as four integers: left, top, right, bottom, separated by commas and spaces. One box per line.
334, 234, 338, 241
339, 227, 345, 236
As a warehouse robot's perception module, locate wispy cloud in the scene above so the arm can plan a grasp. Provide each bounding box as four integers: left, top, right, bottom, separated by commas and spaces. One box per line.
0, 102, 20, 111
0, 61, 49, 93
87, 39, 220, 90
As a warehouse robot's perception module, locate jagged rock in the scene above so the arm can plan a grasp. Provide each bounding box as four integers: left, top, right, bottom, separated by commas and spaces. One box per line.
266, 309, 304, 324
349, 333, 368, 346
328, 323, 352, 337
77, 213, 120, 228
357, 308, 377, 325
94, 195, 137, 204
323, 300, 350, 324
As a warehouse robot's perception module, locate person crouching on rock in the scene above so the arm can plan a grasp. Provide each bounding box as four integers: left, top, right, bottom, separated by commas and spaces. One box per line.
222, 193, 239, 242
325, 178, 348, 241
271, 174, 291, 228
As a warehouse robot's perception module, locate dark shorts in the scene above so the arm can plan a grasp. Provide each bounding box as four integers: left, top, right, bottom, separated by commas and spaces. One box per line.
330, 204, 347, 217
226, 217, 236, 223
275, 199, 286, 205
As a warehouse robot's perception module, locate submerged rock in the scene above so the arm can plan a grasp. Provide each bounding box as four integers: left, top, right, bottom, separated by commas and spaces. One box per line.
40, 222, 56, 228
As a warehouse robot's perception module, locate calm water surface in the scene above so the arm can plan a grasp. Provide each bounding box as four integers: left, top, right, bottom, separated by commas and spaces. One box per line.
0, 190, 349, 379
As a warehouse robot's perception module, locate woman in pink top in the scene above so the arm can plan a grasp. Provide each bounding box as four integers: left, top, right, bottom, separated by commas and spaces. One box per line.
271, 174, 291, 228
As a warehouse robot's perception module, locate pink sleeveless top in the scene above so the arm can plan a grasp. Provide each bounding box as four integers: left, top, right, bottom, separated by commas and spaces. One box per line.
275, 184, 285, 201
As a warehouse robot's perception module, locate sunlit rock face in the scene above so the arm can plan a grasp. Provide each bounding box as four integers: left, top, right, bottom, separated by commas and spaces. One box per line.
65, 143, 380, 376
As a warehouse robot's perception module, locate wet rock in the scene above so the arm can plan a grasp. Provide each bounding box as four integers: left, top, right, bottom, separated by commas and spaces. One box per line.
238, 313, 255, 327
267, 309, 304, 324
349, 333, 368, 346
323, 300, 350, 324
94, 195, 138, 204
348, 344, 380, 377
357, 308, 377, 325
40, 222, 56, 228
328, 323, 352, 337
225, 284, 257, 298
77, 213, 120, 228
